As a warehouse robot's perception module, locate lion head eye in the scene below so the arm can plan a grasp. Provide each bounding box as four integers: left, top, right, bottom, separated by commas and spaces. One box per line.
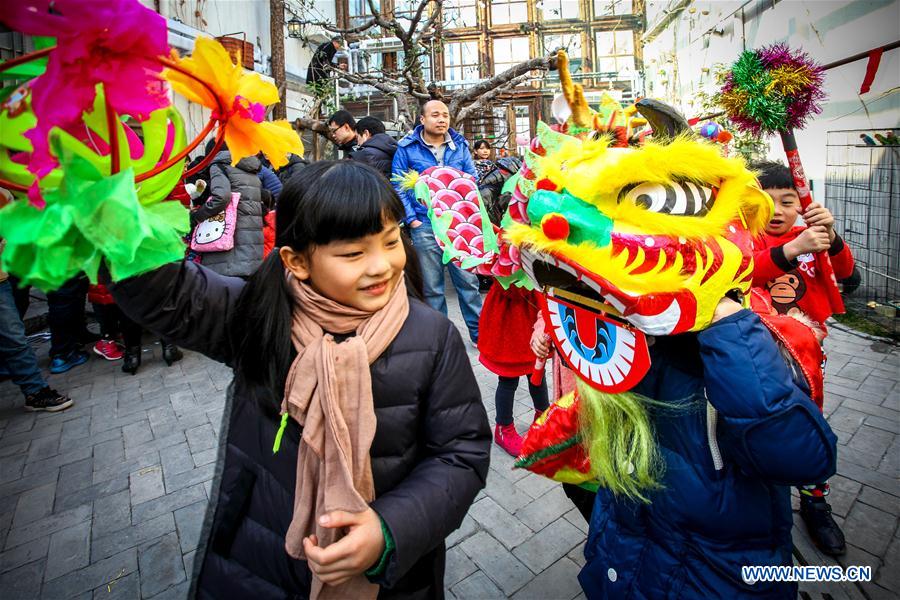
621, 181, 715, 216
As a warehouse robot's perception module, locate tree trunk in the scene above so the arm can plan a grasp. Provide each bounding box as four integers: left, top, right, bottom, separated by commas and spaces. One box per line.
270, 0, 287, 120
395, 94, 415, 132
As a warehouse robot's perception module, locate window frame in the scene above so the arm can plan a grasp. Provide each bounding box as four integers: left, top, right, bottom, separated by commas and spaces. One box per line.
348, 0, 379, 27
490, 0, 529, 26
443, 40, 480, 86
542, 0, 581, 21
594, 29, 636, 76
443, 0, 479, 29
492, 36, 531, 77
593, 0, 634, 17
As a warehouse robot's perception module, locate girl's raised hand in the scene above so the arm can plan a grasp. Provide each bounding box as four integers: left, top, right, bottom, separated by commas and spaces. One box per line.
530, 330, 551, 360
302, 508, 386, 586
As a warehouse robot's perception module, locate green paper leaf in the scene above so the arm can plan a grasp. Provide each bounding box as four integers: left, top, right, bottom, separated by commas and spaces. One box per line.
0, 135, 189, 291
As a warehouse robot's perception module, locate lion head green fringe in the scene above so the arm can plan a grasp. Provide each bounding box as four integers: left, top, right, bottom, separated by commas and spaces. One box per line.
577, 380, 665, 503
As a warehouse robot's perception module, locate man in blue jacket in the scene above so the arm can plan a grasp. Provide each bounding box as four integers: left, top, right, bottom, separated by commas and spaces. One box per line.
392, 100, 482, 343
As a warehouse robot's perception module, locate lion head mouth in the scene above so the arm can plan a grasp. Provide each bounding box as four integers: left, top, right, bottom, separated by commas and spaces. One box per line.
519, 245, 688, 337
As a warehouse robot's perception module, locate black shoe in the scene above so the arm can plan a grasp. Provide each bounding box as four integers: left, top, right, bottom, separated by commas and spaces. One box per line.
24, 387, 74, 412
800, 498, 846, 556
162, 342, 183, 366
122, 346, 142, 375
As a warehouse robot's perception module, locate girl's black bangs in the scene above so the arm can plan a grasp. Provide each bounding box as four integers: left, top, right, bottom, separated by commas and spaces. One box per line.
277, 161, 405, 248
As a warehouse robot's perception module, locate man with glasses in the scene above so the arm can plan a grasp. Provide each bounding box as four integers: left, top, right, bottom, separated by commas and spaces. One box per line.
327, 110, 357, 158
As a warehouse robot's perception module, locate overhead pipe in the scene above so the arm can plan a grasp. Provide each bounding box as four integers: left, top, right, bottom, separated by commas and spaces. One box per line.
642, 0, 693, 45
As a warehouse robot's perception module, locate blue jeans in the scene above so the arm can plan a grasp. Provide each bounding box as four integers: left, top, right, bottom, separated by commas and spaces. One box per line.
0, 281, 47, 396
409, 222, 482, 342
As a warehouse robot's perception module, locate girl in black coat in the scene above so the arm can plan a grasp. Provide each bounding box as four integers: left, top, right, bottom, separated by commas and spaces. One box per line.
110, 161, 491, 599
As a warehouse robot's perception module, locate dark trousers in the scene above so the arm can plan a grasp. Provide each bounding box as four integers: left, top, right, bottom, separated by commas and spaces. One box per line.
494, 375, 549, 426
92, 303, 142, 347
47, 275, 89, 358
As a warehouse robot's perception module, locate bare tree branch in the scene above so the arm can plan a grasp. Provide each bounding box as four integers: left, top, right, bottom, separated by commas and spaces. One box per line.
327, 66, 408, 97
407, 0, 442, 40
417, 0, 444, 38
403, 70, 431, 99
294, 0, 557, 135
303, 18, 380, 35
448, 54, 559, 116
294, 116, 330, 138
454, 73, 531, 123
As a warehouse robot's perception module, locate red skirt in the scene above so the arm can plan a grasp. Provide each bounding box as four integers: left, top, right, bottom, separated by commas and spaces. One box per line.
478, 283, 541, 377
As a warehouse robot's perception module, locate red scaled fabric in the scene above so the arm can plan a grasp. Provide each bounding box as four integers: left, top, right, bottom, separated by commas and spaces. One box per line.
478, 283, 542, 377
750, 288, 825, 409
263, 211, 276, 258
753, 226, 854, 328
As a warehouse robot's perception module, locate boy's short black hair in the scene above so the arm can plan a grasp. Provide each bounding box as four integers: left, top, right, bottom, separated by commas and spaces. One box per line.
328, 109, 356, 130
355, 116, 386, 137
751, 160, 795, 191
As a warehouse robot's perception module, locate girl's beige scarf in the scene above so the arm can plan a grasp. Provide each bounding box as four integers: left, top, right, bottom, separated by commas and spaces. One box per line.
282, 274, 409, 600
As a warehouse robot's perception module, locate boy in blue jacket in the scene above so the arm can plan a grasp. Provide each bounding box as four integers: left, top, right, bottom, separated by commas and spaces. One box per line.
391, 100, 482, 343
577, 296, 838, 599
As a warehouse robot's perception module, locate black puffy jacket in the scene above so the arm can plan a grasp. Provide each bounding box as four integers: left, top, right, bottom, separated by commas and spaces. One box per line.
110, 261, 491, 600
350, 133, 399, 179
192, 151, 265, 278
277, 154, 309, 186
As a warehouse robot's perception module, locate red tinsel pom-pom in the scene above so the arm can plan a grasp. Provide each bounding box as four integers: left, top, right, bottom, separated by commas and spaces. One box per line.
536, 178, 557, 191
541, 213, 570, 240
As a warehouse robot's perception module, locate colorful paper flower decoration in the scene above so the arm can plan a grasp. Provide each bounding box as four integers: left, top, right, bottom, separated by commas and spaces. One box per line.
717, 44, 825, 136
0, 135, 188, 290
0, 0, 169, 177
165, 36, 303, 169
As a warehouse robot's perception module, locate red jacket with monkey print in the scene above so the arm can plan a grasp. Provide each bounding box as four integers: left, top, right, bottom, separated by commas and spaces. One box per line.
753, 226, 855, 329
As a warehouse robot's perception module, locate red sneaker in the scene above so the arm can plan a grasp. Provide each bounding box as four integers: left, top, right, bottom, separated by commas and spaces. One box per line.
93, 339, 123, 361
494, 423, 524, 457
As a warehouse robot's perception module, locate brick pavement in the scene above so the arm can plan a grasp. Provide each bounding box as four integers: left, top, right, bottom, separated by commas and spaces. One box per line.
0, 300, 897, 599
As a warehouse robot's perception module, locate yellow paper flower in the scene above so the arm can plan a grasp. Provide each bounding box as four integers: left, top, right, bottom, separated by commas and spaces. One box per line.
164, 36, 302, 169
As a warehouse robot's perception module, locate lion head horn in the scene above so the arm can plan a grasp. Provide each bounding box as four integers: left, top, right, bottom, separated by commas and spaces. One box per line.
557, 50, 592, 129
634, 98, 692, 141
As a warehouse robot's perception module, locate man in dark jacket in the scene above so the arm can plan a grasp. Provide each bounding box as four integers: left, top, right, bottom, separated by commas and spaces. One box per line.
350, 116, 397, 179
306, 37, 341, 87
328, 109, 357, 158
277, 153, 308, 186
191, 149, 265, 278
479, 155, 523, 226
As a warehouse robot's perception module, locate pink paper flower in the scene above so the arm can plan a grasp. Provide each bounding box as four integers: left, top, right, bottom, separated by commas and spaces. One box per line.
0, 0, 169, 177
